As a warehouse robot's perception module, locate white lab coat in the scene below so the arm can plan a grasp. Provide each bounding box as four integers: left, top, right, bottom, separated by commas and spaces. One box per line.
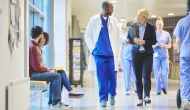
85, 14, 126, 71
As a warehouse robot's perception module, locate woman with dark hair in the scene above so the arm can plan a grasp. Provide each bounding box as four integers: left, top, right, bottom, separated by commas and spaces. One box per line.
37, 32, 84, 108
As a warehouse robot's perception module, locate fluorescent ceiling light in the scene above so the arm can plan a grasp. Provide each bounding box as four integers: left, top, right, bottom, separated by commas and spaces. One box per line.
168, 13, 174, 16
120, 18, 126, 21
110, 0, 117, 3
151, 15, 157, 18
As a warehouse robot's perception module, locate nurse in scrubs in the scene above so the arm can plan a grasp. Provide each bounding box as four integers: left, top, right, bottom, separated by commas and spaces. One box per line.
118, 21, 136, 95
152, 17, 171, 95
173, 0, 190, 109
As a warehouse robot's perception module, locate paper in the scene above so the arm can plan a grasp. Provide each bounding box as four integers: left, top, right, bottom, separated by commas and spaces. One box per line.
8, 25, 15, 53
11, 5, 15, 25
0, 0, 2, 13
19, 0, 23, 14
73, 70, 80, 81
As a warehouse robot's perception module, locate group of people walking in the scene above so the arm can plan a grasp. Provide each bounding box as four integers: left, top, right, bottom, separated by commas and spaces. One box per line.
85, 1, 190, 110
28, 0, 190, 110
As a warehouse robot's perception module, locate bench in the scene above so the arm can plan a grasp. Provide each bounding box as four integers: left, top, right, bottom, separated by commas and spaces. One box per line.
30, 81, 48, 110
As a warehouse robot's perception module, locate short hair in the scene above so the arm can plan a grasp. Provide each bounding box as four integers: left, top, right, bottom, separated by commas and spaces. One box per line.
43, 32, 49, 45
102, 1, 112, 9
188, 0, 190, 10
138, 9, 149, 19
30, 26, 43, 39
156, 17, 164, 25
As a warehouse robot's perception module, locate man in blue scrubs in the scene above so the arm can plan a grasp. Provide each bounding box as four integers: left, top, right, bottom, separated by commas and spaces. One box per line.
173, 0, 190, 109
85, 1, 127, 107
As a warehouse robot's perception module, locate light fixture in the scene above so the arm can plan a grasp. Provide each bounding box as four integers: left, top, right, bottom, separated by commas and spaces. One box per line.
120, 18, 126, 21
168, 13, 174, 16
151, 15, 157, 18
110, 0, 117, 3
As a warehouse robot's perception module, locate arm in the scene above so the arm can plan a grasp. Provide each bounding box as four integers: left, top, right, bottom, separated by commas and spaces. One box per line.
152, 42, 159, 49
176, 37, 181, 54
30, 47, 49, 72
144, 25, 157, 46
160, 41, 171, 48
84, 18, 95, 53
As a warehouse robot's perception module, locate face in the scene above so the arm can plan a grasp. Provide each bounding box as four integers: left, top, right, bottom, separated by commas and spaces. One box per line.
105, 4, 113, 16
39, 34, 46, 46
136, 11, 146, 23
156, 22, 163, 31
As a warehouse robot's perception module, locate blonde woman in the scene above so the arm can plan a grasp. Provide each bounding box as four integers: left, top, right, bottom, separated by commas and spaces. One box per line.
152, 17, 171, 95
127, 9, 156, 106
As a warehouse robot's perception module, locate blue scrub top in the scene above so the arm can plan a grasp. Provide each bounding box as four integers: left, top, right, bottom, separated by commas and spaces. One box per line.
173, 15, 190, 57
122, 32, 132, 60
154, 30, 172, 58
92, 16, 113, 57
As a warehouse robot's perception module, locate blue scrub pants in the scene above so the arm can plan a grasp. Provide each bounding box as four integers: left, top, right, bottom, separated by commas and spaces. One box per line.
122, 58, 136, 93
94, 55, 117, 102
153, 57, 169, 93
180, 57, 190, 102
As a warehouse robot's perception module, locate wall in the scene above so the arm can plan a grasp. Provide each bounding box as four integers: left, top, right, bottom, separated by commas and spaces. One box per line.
55, 0, 71, 72
0, 0, 28, 110
72, 15, 81, 38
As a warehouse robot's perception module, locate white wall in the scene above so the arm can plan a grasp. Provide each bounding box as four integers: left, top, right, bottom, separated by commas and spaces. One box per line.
55, 0, 71, 72
0, 0, 29, 110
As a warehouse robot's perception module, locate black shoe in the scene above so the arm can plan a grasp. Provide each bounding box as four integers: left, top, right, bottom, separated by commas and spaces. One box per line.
68, 93, 84, 98
157, 92, 161, 95
144, 99, 151, 106
137, 102, 143, 106
162, 88, 167, 94
137, 100, 143, 106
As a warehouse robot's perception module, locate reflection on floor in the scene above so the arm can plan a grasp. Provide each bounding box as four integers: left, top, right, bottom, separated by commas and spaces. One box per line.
30, 71, 182, 110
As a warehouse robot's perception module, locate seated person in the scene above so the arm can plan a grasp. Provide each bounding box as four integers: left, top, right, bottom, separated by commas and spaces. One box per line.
37, 32, 84, 107
29, 26, 69, 109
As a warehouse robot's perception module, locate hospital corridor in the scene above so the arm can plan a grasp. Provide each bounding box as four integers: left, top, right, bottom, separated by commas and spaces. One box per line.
0, 0, 190, 110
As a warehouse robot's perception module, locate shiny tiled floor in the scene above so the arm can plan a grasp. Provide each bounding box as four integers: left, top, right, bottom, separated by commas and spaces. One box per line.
30, 71, 183, 110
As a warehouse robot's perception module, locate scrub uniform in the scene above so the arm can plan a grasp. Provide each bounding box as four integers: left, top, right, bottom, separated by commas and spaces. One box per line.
92, 16, 116, 102
153, 30, 171, 94
121, 33, 136, 94
173, 15, 190, 102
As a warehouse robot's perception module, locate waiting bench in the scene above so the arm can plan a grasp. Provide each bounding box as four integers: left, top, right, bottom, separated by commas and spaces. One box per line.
30, 81, 48, 110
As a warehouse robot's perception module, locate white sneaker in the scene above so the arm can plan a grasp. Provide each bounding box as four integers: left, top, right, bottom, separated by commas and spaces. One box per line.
183, 99, 189, 110
47, 104, 51, 109
51, 102, 69, 110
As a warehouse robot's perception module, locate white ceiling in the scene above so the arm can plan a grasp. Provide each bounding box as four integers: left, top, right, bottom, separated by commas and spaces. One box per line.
72, 0, 186, 29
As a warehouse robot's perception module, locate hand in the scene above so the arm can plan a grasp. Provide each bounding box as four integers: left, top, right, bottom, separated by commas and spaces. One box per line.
136, 39, 145, 45
133, 37, 139, 44
159, 43, 165, 48
156, 42, 161, 46
118, 59, 121, 66
49, 68, 57, 73
125, 39, 130, 44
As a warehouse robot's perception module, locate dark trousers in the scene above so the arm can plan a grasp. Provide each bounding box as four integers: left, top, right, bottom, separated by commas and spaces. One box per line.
132, 52, 153, 99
